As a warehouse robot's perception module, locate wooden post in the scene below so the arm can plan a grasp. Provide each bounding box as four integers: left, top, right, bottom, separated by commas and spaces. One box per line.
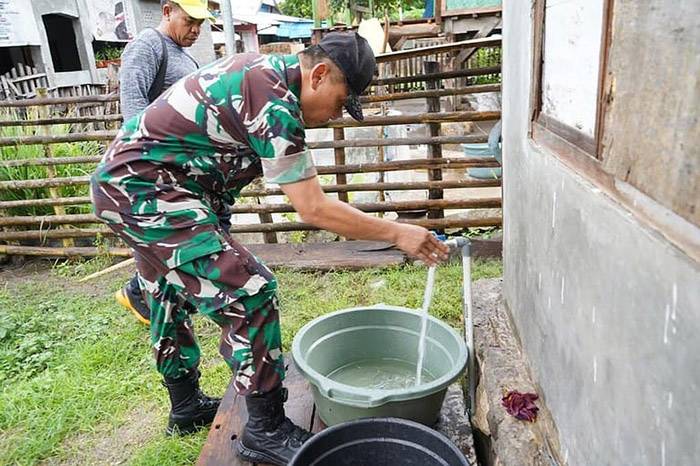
376, 26, 390, 215
36, 87, 75, 248
334, 127, 349, 203
423, 61, 444, 228
0, 207, 24, 266
247, 179, 277, 244
311, 0, 321, 28
258, 210, 278, 243
106, 63, 121, 129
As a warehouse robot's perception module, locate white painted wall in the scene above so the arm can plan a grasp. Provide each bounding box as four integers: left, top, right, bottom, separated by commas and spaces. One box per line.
541, 0, 604, 137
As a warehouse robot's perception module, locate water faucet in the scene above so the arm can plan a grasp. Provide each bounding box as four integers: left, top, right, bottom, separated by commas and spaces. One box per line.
444, 237, 470, 254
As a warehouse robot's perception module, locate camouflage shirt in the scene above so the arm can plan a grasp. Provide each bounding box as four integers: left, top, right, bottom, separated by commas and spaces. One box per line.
91, 53, 316, 270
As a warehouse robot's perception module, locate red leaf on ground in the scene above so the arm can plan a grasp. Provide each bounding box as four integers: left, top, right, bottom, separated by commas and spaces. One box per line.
501, 390, 539, 422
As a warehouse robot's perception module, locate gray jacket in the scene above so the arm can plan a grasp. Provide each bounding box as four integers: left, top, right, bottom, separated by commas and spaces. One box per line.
119, 28, 199, 121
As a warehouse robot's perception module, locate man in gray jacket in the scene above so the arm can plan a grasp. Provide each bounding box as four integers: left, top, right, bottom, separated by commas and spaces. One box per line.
119, 0, 211, 120
116, 0, 216, 326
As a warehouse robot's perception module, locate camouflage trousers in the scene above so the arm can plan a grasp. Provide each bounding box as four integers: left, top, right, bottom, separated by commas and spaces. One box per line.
135, 246, 285, 395
92, 191, 285, 395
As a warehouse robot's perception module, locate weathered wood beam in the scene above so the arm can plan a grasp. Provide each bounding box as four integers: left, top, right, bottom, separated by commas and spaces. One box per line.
371, 66, 501, 86
0, 216, 502, 243
375, 37, 501, 63
0, 179, 500, 210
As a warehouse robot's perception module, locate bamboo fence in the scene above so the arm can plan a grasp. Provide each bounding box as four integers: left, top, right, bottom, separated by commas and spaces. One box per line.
0, 38, 502, 258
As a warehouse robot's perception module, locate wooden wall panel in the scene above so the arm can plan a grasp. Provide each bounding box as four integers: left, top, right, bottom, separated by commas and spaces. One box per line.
600, 0, 699, 226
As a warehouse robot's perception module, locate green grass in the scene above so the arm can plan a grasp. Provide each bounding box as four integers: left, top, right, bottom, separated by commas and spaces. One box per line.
468, 46, 502, 85
0, 260, 501, 465
0, 109, 104, 217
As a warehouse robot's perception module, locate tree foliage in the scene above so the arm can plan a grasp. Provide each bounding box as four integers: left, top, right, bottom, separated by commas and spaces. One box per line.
279, 0, 426, 20
279, 0, 314, 18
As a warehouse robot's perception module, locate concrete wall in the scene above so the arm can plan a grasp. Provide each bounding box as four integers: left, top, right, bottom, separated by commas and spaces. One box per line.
501, 1, 700, 465
16, 0, 214, 89
30, 0, 99, 85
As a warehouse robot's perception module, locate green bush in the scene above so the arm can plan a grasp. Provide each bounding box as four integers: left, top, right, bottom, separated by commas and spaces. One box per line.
0, 109, 104, 217
469, 46, 502, 85
94, 45, 125, 62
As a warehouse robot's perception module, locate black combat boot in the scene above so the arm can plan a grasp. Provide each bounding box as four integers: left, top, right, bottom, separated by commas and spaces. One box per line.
235, 386, 313, 465
163, 368, 221, 435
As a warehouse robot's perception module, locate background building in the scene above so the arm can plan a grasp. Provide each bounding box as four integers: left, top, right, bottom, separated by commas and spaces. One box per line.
0, 0, 215, 98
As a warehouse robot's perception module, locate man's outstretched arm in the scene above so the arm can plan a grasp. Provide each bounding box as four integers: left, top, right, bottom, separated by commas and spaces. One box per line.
280, 176, 449, 266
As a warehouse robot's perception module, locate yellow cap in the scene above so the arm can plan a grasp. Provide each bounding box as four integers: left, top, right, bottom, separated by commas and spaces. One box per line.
171, 0, 216, 21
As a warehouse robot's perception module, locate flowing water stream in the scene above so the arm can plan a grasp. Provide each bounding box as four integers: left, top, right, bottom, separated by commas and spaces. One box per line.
325, 266, 439, 390
415, 265, 436, 386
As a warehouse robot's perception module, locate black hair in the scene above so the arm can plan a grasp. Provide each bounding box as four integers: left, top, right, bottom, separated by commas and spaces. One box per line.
298, 45, 344, 82
298, 45, 330, 65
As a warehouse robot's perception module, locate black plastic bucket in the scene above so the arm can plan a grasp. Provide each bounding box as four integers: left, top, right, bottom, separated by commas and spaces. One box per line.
289, 417, 472, 466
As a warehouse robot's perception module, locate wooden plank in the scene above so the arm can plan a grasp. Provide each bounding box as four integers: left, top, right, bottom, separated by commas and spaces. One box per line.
333, 127, 349, 203
0, 130, 116, 147
0, 114, 123, 127
0, 112, 499, 146
360, 85, 501, 104
0, 199, 502, 226
244, 241, 406, 271
15, 64, 28, 95
0, 237, 502, 263
528, 0, 546, 128
9, 71, 45, 84
454, 17, 501, 65
371, 66, 501, 87
536, 113, 596, 156
195, 382, 242, 465
0, 245, 131, 257
594, 0, 615, 158
0, 180, 501, 209
198, 361, 475, 464
376, 37, 501, 63
441, 5, 502, 18
1, 93, 119, 108
534, 118, 700, 264
197, 358, 316, 466
35, 87, 74, 249
425, 61, 445, 224
325, 110, 501, 128
600, 0, 699, 226
0, 218, 503, 244
10, 66, 25, 96
0, 76, 12, 99
470, 237, 502, 258
0, 158, 501, 190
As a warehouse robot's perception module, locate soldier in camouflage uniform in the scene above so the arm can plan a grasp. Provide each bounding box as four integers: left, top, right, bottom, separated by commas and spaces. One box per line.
91, 32, 448, 464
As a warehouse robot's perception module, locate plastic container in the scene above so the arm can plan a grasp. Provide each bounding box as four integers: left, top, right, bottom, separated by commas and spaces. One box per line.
462, 142, 502, 179
291, 305, 468, 426
462, 121, 503, 179
289, 417, 471, 466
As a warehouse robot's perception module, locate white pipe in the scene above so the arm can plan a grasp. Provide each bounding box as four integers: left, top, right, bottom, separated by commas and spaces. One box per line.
446, 238, 475, 418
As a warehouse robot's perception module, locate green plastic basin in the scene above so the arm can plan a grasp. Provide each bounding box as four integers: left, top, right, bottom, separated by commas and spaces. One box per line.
291, 305, 468, 426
